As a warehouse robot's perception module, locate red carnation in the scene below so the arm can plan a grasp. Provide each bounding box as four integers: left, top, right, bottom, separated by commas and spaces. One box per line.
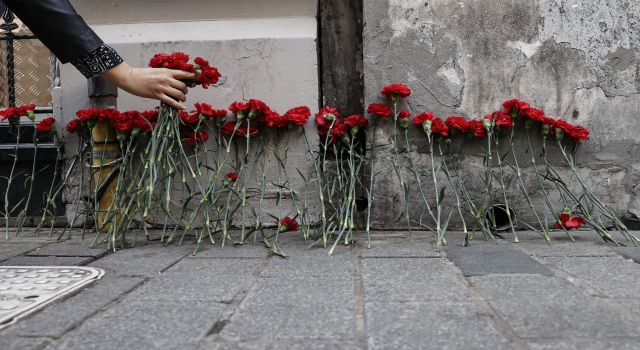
397, 110, 410, 120
541, 117, 557, 126
248, 99, 270, 119
211, 109, 227, 120
495, 112, 513, 130
192, 57, 221, 89
367, 103, 392, 118
521, 107, 545, 122
445, 116, 470, 133
277, 217, 299, 232
431, 118, 449, 137
229, 101, 251, 119
264, 111, 289, 129
185, 131, 209, 146
149, 52, 193, 72
220, 121, 237, 135
178, 111, 199, 126
380, 83, 411, 99
141, 110, 159, 123
224, 172, 239, 186
554, 120, 573, 134
284, 106, 311, 126
567, 125, 590, 141
503, 99, 531, 116
110, 111, 135, 132
554, 213, 586, 230
315, 106, 339, 135
0, 107, 24, 124
66, 119, 83, 133
469, 120, 487, 139
413, 112, 434, 126
36, 117, 56, 133
237, 125, 261, 138
328, 122, 349, 144
344, 115, 368, 134
193, 103, 214, 119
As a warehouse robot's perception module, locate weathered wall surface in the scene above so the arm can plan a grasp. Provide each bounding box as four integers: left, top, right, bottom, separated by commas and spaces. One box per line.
364, 0, 640, 228
57, 3, 319, 226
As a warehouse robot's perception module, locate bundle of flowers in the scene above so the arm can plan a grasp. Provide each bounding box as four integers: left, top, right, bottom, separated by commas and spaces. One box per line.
2, 68, 636, 255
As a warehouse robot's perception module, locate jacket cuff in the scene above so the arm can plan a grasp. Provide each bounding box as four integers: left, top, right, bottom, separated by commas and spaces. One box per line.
71, 45, 124, 79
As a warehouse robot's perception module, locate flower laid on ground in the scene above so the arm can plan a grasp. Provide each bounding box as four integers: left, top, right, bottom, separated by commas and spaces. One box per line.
445, 116, 469, 134
185, 131, 209, 146
36, 117, 56, 133
554, 212, 586, 230
277, 217, 299, 232
381, 83, 411, 101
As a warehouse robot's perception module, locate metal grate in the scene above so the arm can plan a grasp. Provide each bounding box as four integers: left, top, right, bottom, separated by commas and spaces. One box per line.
0, 266, 104, 328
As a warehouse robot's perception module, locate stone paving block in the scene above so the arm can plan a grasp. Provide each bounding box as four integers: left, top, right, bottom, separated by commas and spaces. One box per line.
260, 244, 353, 278
0, 255, 92, 266
358, 239, 440, 258
528, 341, 640, 350
49, 300, 225, 350
620, 299, 640, 319
361, 258, 471, 301
0, 336, 49, 350
0, 243, 43, 262
445, 244, 553, 276
219, 277, 355, 342
207, 340, 363, 349
88, 242, 193, 276
469, 275, 639, 338
189, 241, 271, 258
543, 257, 640, 298
26, 241, 108, 258
4, 273, 143, 338
613, 246, 640, 264
127, 258, 260, 303
365, 302, 513, 350
518, 242, 614, 257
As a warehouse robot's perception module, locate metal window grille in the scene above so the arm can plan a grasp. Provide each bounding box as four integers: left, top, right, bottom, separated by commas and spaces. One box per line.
0, 1, 54, 113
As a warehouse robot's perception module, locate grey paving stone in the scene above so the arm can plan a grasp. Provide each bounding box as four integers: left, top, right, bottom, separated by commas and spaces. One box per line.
0, 243, 43, 262
189, 241, 271, 258
127, 258, 260, 303
358, 239, 440, 258
88, 242, 193, 276
260, 244, 353, 278
0, 336, 49, 350
469, 275, 639, 338
445, 244, 553, 276
543, 257, 640, 298
48, 300, 224, 350
219, 277, 355, 341
365, 302, 513, 350
0, 255, 93, 266
620, 299, 640, 319
518, 242, 614, 257
361, 258, 471, 301
207, 340, 362, 350
4, 273, 143, 338
613, 246, 640, 263
26, 241, 108, 258
528, 341, 640, 350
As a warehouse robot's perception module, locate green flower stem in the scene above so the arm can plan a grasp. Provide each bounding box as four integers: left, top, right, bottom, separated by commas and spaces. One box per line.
16, 119, 39, 234
493, 133, 518, 242
525, 128, 574, 241
403, 129, 437, 231
437, 140, 468, 243
391, 103, 412, 242
427, 135, 445, 250
508, 124, 549, 243
4, 123, 21, 239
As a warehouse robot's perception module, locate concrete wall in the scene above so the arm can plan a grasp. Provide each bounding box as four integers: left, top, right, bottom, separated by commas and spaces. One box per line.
56, 1, 320, 225
364, 0, 640, 228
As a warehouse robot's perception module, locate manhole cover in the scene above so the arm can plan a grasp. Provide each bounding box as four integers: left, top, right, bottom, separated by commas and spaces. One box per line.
0, 266, 104, 328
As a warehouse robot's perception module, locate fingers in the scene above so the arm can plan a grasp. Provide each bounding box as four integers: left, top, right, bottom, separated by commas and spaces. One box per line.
170, 69, 197, 80
159, 94, 186, 110
169, 79, 189, 96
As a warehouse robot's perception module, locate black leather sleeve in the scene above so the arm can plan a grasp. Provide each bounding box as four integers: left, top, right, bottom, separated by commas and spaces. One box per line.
2, 0, 103, 64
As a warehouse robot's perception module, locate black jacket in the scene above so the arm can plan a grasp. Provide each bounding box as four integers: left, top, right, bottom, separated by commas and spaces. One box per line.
2, 0, 102, 64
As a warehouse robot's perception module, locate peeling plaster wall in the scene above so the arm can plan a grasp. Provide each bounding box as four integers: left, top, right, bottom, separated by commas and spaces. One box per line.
364, 0, 640, 227
56, 6, 319, 226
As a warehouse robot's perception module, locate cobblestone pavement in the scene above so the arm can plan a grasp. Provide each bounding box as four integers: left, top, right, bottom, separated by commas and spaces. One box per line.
1, 229, 640, 349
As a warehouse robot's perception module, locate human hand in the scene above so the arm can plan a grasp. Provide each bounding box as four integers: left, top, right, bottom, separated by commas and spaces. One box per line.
100, 62, 197, 109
